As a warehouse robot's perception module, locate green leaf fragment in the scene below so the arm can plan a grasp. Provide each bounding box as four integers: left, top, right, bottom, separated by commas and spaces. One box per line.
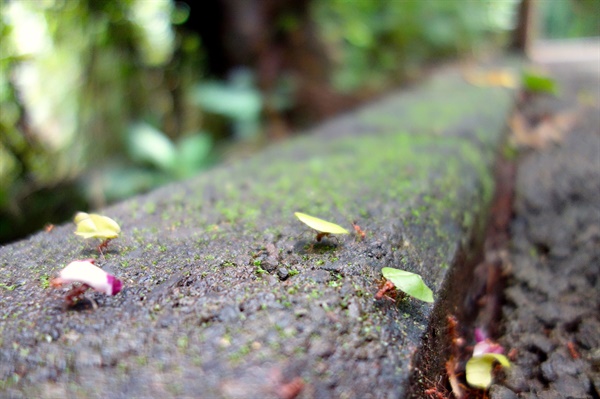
175, 133, 212, 177
127, 123, 178, 171
381, 267, 434, 303
522, 71, 559, 95
74, 212, 121, 240
466, 353, 511, 389
294, 212, 349, 234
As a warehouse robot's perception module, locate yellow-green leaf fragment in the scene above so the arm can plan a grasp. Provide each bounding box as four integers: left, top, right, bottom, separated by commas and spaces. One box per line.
466, 353, 511, 389
74, 212, 121, 240
294, 212, 349, 234
381, 267, 434, 303
522, 71, 559, 95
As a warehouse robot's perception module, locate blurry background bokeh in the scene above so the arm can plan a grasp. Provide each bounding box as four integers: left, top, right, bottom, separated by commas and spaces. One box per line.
1, 0, 598, 243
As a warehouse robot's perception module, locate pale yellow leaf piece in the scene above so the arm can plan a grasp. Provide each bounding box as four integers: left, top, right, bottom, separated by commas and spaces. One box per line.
463, 69, 517, 89
466, 353, 511, 389
294, 212, 349, 234
74, 212, 121, 240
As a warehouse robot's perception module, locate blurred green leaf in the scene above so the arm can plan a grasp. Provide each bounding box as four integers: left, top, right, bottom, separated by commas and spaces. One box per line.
171, 2, 190, 25
192, 81, 262, 121
96, 165, 169, 202
522, 71, 559, 95
127, 123, 177, 171
175, 133, 212, 177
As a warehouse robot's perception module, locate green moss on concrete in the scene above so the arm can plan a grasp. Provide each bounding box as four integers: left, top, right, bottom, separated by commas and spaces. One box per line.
0, 67, 515, 399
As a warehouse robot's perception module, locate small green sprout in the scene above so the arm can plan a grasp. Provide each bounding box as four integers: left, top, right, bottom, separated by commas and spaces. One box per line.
74, 212, 121, 253
294, 212, 349, 242
380, 267, 434, 303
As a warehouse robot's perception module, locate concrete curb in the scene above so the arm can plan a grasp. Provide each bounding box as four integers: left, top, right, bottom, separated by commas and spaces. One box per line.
0, 65, 516, 398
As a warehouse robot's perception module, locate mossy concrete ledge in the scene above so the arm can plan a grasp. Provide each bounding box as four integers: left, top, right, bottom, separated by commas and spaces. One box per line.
0, 66, 515, 398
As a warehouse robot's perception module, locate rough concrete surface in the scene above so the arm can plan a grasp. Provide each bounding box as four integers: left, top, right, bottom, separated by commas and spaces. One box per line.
0, 66, 515, 398
490, 59, 600, 398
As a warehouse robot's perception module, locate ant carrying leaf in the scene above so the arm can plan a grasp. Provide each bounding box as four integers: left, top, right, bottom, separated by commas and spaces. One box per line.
380, 267, 434, 303
294, 212, 349, 242
51, 259, 123, 307
375, 280, 399, 302
465, 329, 511, 389
74, 212, 121, 254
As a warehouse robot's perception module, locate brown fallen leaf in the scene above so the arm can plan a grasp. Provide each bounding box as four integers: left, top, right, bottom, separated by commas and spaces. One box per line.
509, 108, 579, 149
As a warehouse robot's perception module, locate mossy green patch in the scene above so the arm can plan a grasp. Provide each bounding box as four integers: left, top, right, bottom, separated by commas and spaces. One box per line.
0, 66, 516, 399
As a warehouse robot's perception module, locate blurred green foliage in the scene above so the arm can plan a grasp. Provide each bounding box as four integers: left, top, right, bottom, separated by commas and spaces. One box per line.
312, 0, 518, 92
540, 0, 599, 39
191, 68, 263, 140
0, 0, 203, 241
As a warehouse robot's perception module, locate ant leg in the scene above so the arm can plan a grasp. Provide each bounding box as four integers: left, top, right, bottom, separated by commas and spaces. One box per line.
97, 239, 111, 255
64, 284, 91, 305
